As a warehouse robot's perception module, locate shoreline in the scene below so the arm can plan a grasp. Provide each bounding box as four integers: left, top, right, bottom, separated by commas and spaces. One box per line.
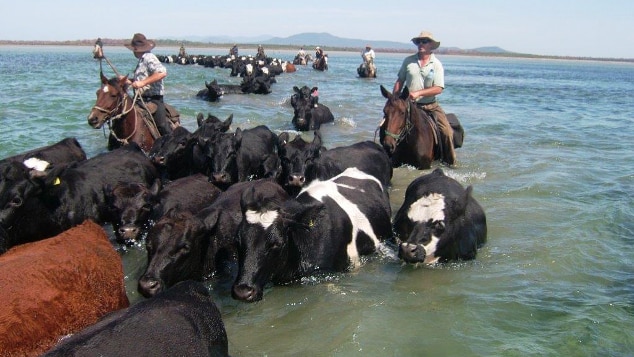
1, 39, 633, 63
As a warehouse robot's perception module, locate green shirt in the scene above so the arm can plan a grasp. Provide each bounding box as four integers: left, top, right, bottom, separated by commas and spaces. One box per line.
396, 53, 444, 104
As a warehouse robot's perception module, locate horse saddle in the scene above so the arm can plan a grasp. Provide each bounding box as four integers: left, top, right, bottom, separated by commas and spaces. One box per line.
141, 102, 181, 126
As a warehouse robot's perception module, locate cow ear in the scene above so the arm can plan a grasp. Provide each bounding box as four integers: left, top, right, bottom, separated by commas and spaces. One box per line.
224, 114, 233, 130
150, 179, 161, 196
278, 132, 290, 146
234, 128, 243, 142
453, 185, 472, 217
196, 113, 204, 127
201, 208, 220, 230
312, 131, 322, 146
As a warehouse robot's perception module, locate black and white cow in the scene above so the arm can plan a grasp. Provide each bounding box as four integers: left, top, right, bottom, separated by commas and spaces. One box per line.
43, 281, 229, 357
278, 131, 392, 196
394, 168, 487, 264
232, 168, 393, 302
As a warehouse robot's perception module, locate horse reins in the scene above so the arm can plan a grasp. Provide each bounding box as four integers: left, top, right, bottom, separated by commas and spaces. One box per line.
381, 100, 414, 147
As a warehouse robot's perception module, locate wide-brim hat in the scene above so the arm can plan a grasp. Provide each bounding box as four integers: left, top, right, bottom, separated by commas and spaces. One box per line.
411, 31, 440, 50
124, 33, 156, 52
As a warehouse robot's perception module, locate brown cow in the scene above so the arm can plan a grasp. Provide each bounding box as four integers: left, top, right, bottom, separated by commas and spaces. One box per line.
0, 220, 129, 356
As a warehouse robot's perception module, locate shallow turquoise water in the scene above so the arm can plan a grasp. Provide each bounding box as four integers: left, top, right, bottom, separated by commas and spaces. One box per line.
1, 45, 633, 356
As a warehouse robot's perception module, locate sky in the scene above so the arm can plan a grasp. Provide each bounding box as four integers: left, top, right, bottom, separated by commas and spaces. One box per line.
2, 0, 633, 59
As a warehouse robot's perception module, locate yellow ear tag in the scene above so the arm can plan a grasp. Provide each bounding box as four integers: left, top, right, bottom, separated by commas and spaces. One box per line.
308, 220, 315, 228
53, 177, 61, 185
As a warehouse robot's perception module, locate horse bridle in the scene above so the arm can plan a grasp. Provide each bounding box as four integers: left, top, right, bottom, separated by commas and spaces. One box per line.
381, 100, 414, 147
92, 85, 139, 143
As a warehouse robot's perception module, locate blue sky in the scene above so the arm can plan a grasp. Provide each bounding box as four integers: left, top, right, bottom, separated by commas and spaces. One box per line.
2, 0, 633, 58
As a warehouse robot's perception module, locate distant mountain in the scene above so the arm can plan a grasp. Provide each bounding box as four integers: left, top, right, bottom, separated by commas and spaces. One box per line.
169, 32, 511, 53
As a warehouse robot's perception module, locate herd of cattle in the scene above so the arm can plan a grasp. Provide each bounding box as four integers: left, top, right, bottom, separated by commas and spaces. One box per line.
0, 54, 488, 356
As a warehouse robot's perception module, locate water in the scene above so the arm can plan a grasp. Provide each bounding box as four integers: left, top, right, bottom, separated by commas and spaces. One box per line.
1, 45, 633, 356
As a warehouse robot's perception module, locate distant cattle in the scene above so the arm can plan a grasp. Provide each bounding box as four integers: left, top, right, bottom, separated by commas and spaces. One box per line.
277, 131, 392, 195
0, 144, 158, 252
137, 179, 270, 298
208, 126, 280, 189
232, 168, 393, 302
290, 85, 334, 131
0, 220, 129, 357
394, 168, 487, 264
43, 280, 228, 357
104, 174, 221, 244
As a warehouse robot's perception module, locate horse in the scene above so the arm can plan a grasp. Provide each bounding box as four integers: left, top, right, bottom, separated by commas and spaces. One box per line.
312, 55, 328, 71
378, 85, 439, 169
357, 55, 377, 78
87, 72, 180, 154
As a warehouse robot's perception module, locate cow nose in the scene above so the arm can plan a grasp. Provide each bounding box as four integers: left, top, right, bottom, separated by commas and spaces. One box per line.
232, 283, 260, 302
151, 155, 166, 166
211, 172, 229, 183
398, 243, 426, 263
117, 225, 141, 244
288, 174, 306, 186
138, 275, 163, 298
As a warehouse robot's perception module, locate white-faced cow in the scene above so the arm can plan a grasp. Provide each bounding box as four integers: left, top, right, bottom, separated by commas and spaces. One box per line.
232, 168, 393, 302
277, 131, 392, 196
0, 144, 158, 252
394, 168, 487, 264
43, 281, 228, 357
137, 179, 273, 298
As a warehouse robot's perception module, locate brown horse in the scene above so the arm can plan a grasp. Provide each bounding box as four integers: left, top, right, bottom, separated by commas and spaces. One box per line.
87, 72, 160, 153
312, 55, 328, 71
379, 85, 439, 169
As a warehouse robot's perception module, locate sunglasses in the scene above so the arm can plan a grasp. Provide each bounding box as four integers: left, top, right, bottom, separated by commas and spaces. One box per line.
414, 38, 432, 45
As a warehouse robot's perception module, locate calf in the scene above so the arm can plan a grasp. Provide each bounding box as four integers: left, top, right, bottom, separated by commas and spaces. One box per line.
278, 131, 392, 196
104, 174, 221, 244
208, 125, 280, 189
148, 125, 193, 180
43, 281, 228, 357
394, 168, 487, 264
232, 168, 393, 302
0, 220, 129, 357
0, 144, 158, 251
137, 179, 270, 298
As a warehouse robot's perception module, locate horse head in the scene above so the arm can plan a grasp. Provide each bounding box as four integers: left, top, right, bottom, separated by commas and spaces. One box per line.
379, 85, 411, 154
87, 72, 130, 129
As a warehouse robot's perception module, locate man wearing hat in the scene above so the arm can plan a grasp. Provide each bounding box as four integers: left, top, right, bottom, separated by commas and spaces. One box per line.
393, 30, 455, 165
124, 33, 171, 136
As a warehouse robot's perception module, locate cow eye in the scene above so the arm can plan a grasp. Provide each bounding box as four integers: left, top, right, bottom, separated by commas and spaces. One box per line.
432, 221, 445, 234
141, 204, 152, 212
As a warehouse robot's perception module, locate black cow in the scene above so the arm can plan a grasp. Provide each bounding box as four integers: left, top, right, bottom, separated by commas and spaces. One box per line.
137, 179, 270, 298
148, 126, 193, 181
43, 281, 229, 357
232, 168, 393, 302
278, 131, 392, 196
148, 114, 232, 181
208, 125, 280, 189
0, 137, 86, 171
290, 87, 333, 131
0, 144, 158, 252
104, 174, 221, 244
394, 168, 487, 264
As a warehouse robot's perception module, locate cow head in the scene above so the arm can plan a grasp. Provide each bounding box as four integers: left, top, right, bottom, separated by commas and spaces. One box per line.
277, 131, 323, 195
396, 169, 476, 264
138, 209, 210, 298
0, 161, 65, 236
103, 179, 161, 245
208, 130, 241, 189
148, 126, 193, 175
203, 79, 224, 100
232, 181, 292, 302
